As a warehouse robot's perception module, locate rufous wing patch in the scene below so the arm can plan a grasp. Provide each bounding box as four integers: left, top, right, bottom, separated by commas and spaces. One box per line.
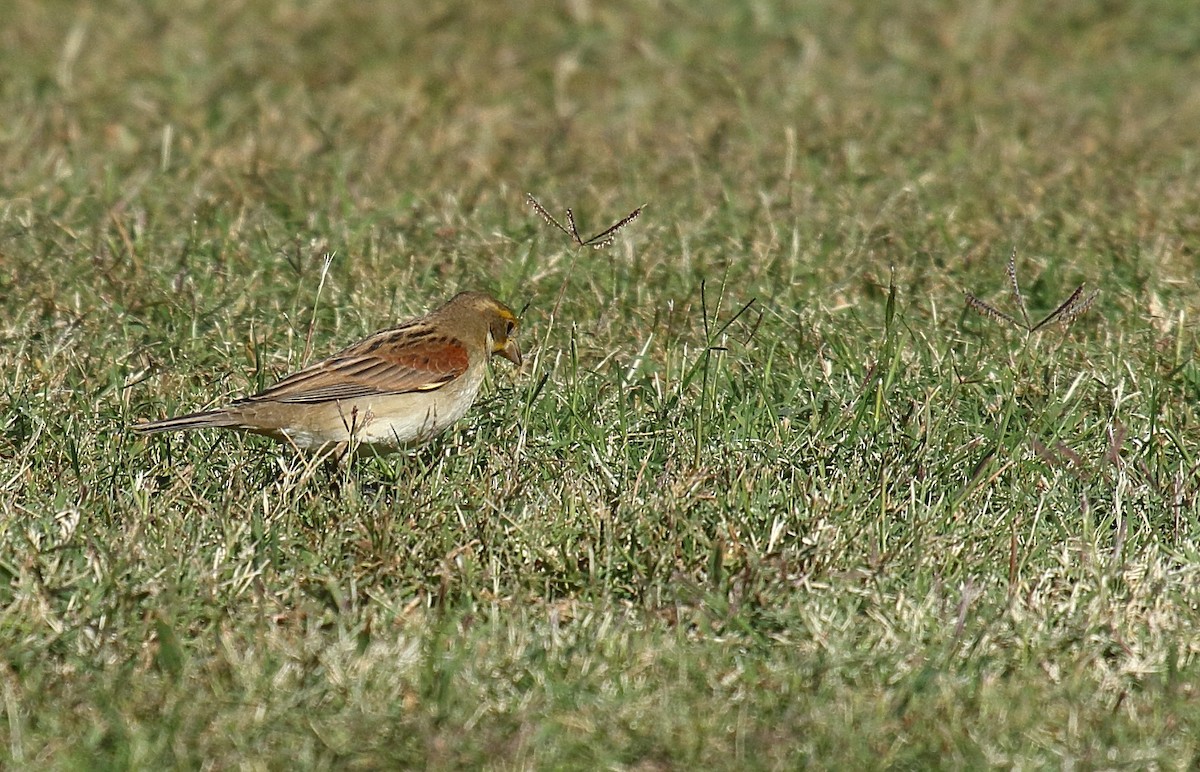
240, 335, 470, 405
377, 337, 470, 391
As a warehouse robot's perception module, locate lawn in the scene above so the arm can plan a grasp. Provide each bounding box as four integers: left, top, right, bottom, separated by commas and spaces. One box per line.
3, 0, 1200, 768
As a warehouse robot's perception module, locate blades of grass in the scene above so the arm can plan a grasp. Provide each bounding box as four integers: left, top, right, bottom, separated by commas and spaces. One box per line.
742, 306, 764, 345
302, 252, 335, 367
549, 249, 583, 322
695, 280, 712, 466
885, 268, 897, 331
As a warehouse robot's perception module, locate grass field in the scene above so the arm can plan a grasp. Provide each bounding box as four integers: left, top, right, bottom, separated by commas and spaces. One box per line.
4, 0, 1200, 767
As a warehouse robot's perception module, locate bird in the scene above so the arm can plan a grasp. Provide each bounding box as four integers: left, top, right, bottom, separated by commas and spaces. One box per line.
133, 291, 522, 455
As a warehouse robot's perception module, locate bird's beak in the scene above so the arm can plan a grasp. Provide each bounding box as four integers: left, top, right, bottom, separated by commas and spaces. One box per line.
499, 338, 523, 366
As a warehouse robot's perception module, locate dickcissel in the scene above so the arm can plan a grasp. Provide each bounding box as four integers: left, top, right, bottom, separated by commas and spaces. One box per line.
133, 291, 521, 454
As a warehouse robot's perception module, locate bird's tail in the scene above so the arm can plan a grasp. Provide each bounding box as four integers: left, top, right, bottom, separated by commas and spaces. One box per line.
131, 409, 238, 435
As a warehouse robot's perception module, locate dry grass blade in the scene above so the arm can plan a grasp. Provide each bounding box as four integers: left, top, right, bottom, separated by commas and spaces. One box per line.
1056, 288, 1100, 327
1007, 247, 1031, 329
965, 292, 1020, 329
302, 252, 336, 366
527, 193, 644, 248
967, 250, 1098, 333
565, 208, 582, 244
714, 297, 758, 340
526, 193, 572, 239
1031, 284, 1085, 331
580, 205, 643, 249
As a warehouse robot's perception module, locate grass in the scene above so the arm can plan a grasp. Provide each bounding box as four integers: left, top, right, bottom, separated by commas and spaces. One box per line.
3, 0, 1200, 767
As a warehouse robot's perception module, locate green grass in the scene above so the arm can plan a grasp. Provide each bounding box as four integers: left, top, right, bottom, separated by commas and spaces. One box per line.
4, 0, 1200, 767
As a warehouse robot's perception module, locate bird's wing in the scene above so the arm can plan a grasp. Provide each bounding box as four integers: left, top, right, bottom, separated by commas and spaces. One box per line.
239, 332, 470, 405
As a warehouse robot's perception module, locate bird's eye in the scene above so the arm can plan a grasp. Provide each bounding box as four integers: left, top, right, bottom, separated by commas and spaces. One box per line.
505, 320, 515, 336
